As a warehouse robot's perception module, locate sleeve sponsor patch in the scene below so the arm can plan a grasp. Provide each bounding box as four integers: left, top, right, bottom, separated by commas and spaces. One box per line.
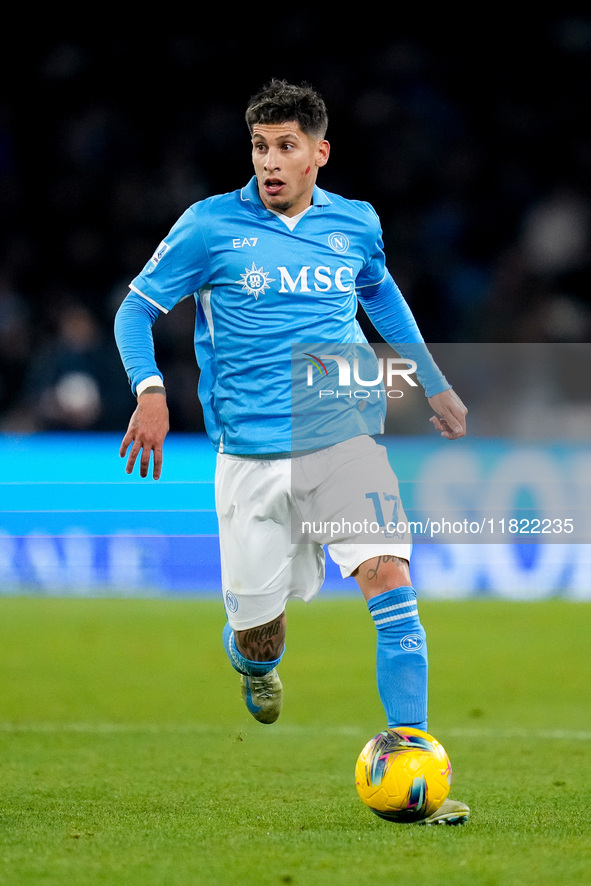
147, 240, 170, 272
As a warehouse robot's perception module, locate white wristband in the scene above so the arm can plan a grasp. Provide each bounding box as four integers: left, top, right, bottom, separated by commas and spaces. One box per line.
136, 375, 165, 396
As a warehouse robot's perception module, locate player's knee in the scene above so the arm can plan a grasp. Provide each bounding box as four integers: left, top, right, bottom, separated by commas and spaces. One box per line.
354, 555, 411, 600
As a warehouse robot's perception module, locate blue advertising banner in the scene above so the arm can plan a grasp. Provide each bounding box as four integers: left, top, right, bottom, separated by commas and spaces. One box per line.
1, 432, 590, 599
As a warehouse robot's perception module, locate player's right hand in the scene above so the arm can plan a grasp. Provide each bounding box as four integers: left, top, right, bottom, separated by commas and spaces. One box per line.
119, 392, 170, 480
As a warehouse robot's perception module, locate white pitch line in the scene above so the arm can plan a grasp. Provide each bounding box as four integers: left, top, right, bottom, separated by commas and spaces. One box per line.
0, 723, 589, 740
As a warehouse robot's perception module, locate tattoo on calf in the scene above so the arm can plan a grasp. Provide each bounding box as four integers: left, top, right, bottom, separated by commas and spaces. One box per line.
238, 617, 285, 661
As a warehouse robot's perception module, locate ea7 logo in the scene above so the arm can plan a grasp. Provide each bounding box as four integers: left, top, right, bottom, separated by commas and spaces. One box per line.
233, 237, 259, 248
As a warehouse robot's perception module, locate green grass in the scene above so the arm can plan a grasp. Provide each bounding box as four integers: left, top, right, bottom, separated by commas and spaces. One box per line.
0, 596, 589, 885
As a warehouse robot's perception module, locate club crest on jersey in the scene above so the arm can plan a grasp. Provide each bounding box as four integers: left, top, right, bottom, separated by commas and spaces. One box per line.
237, 263, 275, 300
328, 232, 350, 254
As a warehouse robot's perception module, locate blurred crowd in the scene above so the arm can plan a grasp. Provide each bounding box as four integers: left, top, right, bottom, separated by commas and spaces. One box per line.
1, 19, 590, 434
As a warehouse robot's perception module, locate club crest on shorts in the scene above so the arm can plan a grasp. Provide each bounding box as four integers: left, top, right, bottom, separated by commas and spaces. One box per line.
225, 591, 239, 613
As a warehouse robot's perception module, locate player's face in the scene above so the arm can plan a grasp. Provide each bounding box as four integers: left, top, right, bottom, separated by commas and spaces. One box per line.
251, 121, 330, 217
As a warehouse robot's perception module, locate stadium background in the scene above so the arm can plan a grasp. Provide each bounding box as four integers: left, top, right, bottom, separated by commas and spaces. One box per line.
1, 18, 590, 599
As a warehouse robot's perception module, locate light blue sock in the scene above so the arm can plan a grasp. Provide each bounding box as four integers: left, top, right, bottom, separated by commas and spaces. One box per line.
367, 587, 428, 731
222, 622, 283, 677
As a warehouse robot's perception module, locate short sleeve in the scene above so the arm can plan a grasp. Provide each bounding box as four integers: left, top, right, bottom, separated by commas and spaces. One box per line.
129, 204, 211, 312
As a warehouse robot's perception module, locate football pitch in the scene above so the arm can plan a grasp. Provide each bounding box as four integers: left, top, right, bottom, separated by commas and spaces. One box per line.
0, 595, 589, 886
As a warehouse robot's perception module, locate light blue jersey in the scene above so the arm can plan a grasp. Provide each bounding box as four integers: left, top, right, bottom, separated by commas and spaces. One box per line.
122, 176, 447, 454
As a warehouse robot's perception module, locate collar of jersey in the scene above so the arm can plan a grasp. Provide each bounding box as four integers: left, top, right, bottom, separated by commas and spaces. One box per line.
240, 176, 331, 215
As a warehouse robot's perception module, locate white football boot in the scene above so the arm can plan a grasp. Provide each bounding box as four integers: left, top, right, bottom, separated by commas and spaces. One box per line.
240, 669, 283, 724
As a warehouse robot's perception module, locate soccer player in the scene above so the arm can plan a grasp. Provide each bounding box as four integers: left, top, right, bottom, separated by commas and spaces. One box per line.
115, 80, 469, 825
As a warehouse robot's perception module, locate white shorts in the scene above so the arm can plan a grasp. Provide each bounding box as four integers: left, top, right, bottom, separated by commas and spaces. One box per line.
215, 435, 412, 630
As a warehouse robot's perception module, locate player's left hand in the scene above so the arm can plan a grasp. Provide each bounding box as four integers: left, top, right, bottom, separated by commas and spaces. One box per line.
428, 388, 467, 440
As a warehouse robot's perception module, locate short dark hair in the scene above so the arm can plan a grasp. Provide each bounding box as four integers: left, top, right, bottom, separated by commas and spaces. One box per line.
245, 79, 328, 139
